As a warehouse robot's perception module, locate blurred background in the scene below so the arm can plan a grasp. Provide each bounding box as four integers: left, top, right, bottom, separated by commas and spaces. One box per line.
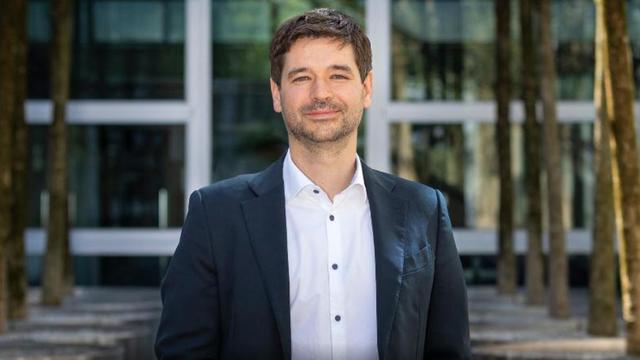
17, 0, 639, 288
2, 0, 640, 357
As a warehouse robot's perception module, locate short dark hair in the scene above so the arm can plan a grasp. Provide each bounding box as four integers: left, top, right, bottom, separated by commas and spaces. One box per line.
269, 8, 372, 86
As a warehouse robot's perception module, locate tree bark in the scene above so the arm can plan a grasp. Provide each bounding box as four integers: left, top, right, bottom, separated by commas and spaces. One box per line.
42, 0, 74, 306
539, 0, 571, 318
0, 0, 19, 333
8, 0, 29, 320
597, 2, 630, 339
520, 0, 544, 306
495, 0, 515, 295
63, 221, 74, 296
599, 0, 640, 353
587, 2, 617, 335
392, 29, 417, 181
396, 123, 417, 181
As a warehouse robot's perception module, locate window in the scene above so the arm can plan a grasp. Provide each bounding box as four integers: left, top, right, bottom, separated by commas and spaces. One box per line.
29, 125, 185, 227
390, 122, 594, 229
28, 0, 185, 99
390, 0, 640, 101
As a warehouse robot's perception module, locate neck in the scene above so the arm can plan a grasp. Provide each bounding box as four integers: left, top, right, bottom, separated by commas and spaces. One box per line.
288, 136, 358, 201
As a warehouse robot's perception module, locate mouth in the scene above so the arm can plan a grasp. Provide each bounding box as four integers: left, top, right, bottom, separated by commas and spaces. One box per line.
303, 109, 340, 119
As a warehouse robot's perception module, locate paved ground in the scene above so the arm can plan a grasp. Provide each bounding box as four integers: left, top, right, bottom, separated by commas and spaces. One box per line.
0, 287, 161, 360
469, 287, 633, 359
0, 286, 634, 359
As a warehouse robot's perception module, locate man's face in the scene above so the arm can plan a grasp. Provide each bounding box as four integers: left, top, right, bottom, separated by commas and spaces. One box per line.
270, 37, 373, 146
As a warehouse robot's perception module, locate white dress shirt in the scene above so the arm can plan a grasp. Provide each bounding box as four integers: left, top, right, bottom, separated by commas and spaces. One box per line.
283, 150, 378, 360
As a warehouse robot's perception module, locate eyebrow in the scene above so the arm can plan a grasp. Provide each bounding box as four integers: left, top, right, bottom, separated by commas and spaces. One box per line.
286, 67, 309, 79
286, 65, 355, 79
329, 64, 354, 73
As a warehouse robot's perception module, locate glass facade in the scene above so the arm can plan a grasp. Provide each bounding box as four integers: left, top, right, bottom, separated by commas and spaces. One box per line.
27, 255, 171, 286
21, 0, 640, 286
390, 122, 594, 230
391, 0, 640, 101
28, 125, 185, 228
28, 0, 185, 99
211, 0, 365, 180
391, 0, 496, 100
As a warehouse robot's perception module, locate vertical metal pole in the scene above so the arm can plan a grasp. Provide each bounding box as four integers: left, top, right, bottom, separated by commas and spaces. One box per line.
185, 0, 212, 213
365, 0, 391, 172
158, 188, 168, 228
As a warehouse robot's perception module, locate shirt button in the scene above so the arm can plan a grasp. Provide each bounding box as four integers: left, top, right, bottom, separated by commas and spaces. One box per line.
329, 215, 335, 221
335, 315, 341, 322
313, 189, 320, 194
332, 264, 338, 270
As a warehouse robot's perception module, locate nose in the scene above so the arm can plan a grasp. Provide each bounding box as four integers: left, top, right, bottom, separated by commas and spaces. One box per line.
310, 78, 333, 101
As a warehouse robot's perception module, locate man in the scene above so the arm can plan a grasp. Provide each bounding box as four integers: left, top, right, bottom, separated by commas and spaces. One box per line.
155, 8, 470, 360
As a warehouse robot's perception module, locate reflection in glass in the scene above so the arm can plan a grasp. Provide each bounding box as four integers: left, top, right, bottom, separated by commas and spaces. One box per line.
211, 0, 365, 180
391, 0, 640, 101
28, 0, 185, 99
390, 122, 594, 230
28, 255, 171, 286
29, 125, 185, 227
391, 0, 495, 101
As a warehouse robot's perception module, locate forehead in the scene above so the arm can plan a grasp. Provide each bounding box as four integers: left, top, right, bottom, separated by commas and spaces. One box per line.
282, 37, 357, 70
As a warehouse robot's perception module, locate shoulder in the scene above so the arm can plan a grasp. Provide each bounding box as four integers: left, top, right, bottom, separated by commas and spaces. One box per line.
367, 168, 445, 216
191, 173, 258, 207
189, 155, 285, 210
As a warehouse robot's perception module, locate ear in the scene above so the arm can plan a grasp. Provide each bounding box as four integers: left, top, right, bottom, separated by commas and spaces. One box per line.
270, 78, 283, 113
362, 71, 373, 109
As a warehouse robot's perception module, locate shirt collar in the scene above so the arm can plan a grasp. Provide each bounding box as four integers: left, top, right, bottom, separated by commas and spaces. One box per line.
282, 149, 367, 203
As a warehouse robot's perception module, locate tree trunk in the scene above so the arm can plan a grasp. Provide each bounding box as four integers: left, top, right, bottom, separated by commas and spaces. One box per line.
0, 0, 19, 333
495, 0, 515, 295
520, 0, 544, 306
539, 0, 571, 318
42, 0, 74, 306
396, 123, 417, 181
8, 0, 29, 320
596, 1, 630, 340
599, 0, 640, 353
63, 223, 75, 295
392, 29, 417, 181
587, 1, 617, 335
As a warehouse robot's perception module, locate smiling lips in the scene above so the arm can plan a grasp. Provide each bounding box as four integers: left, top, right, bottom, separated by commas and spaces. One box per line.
301, 100, 344, 119
304, 109, 340, 118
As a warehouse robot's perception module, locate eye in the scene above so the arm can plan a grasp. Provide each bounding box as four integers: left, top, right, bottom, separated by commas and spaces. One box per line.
293, 76, 311, 82
331, 74, 349, 80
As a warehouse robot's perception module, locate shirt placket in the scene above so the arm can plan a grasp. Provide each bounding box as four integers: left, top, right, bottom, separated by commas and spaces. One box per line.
326, 202, 346, 360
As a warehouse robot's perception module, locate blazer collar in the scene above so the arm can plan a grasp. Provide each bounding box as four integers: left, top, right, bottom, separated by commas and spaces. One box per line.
362, 162, 407, 360
242, 154, 292, 359
247, 153, 286, 196
243, 154, 406, 360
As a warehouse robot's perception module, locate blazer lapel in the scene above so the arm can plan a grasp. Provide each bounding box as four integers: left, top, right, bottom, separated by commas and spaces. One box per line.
240, 157, 292, 360
363, 164, 407, 360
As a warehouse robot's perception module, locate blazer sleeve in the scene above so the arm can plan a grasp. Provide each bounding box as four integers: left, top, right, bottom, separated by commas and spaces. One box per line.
424, 190, 471, 359
155, 190, 221, 359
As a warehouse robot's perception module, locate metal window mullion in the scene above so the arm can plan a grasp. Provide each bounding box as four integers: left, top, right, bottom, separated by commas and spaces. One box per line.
25, 100, 190, 124
24, 227, 594, 256
185, 0, 212, 211
365, 0, 391, 173
26, 228, 182, 256
385, 101, 640, 124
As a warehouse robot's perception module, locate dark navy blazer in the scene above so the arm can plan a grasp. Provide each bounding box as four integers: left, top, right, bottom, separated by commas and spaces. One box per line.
155, 155, 471, 359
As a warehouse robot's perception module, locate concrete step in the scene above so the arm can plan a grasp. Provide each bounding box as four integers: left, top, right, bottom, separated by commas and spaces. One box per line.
0, 339, 124, 360
1, 287, 161, 360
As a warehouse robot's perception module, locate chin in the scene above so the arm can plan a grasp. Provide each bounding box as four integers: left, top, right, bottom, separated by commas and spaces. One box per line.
305, 133, 352, 144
